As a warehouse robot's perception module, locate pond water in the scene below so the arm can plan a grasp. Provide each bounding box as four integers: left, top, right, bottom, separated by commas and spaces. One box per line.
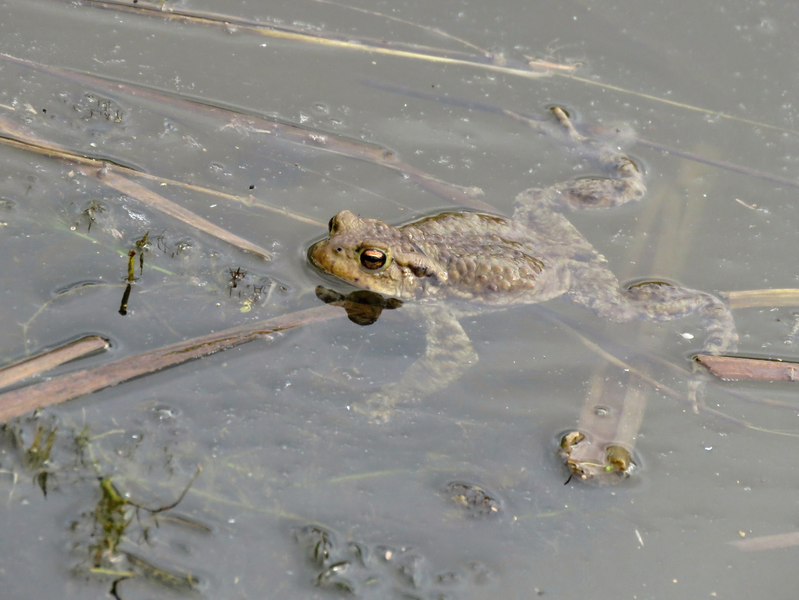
1, 0, 799, 598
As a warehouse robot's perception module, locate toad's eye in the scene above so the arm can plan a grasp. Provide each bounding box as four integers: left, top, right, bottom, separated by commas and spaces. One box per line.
328, 216, 336, 234
360, 248, 387, 270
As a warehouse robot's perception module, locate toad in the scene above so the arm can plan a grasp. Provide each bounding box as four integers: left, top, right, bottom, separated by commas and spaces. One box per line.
308, 108, 738, 421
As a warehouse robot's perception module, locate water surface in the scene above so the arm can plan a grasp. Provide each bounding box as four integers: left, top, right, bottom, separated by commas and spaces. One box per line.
1, 0, 798, 598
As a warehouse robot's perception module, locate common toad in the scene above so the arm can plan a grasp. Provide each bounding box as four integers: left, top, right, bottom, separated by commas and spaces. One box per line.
308, 108, 738, 421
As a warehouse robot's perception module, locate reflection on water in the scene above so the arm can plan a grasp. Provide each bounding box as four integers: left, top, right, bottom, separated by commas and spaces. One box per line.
315, 286, 403, 326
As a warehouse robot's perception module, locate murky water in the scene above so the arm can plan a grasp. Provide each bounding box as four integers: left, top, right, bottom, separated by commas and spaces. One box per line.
2, 0, 799, 598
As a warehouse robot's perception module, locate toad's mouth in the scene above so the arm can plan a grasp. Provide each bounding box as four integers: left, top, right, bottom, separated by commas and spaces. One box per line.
306, 240, 344, 283
306, 239, 325, 271
306, 239, 362, 291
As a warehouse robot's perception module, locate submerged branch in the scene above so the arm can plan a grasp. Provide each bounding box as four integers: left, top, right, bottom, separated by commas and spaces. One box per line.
0, 306, 341, 422
78, 164, 274, 258
0, 336, 109, 390
0, 52, 490, 210
0, 115, 274, 259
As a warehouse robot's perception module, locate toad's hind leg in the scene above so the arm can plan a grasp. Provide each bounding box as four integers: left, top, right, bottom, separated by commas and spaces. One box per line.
513, 107, 646, 235
569, 268, 738, 355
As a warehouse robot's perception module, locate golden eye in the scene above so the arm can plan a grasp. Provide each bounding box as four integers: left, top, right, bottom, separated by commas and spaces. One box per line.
360, 248, 387, 270
328, 216, 336, 234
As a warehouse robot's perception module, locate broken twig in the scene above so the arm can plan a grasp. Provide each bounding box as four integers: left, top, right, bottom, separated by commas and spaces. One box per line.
696, 355, 799, 382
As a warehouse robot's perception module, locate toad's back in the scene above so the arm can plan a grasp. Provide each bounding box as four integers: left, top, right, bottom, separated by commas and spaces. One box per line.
402, 212, 565, 304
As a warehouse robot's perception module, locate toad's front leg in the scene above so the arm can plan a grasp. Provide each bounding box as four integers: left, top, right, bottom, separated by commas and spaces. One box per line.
353, 305, 478, 423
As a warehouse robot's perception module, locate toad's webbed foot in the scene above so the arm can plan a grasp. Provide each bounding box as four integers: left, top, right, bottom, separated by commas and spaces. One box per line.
560, 431, 635, 484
